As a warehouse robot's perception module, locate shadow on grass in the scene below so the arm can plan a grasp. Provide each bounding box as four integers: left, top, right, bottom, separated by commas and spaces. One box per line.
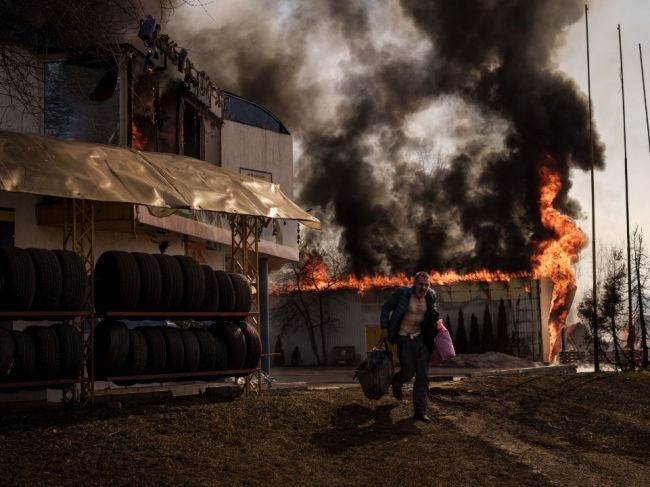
311, 403, 420, 452
0, 393, 218, 433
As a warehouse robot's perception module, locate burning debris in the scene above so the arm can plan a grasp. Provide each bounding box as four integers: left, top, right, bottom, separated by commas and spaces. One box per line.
131, 122, 147, 151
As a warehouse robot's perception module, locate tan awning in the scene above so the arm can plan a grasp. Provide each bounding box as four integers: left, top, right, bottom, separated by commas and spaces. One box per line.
0, 131, 321, 229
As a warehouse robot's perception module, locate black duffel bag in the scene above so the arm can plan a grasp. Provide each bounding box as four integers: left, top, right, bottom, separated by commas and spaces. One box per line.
353, 341, 394, 400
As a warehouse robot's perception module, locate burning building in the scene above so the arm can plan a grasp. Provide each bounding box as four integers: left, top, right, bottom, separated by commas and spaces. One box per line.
270, 269, 566, 366
193, 1, 600, 367
270, 151, 588, 367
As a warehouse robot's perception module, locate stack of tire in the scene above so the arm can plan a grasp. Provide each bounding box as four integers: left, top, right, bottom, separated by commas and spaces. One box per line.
0, 323, 83, 391
93, 320, 262, 382
0, 247, 88, 313
94, 251, 253, 314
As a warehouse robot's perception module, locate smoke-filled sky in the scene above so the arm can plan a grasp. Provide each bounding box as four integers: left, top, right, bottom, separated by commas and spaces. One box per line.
168, 0, 650, 288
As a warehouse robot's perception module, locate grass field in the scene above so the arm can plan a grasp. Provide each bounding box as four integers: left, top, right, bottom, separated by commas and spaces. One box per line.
1, 372, 650, 486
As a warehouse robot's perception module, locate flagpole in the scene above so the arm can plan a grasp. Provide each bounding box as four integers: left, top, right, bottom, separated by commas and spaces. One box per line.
618, 24, 635, 370
586, 4, 600, 372
640, 44, 650, 157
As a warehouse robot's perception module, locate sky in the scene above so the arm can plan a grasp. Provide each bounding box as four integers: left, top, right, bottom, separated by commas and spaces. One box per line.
556, 0, 650, 297
166, 0, 650, 302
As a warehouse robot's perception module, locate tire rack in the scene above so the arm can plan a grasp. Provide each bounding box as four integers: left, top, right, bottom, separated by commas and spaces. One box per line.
0, 200, 94, 402
99, 311, 260, 386
96, 311, 261, 387
93, 216, 265, 397
0, 311, 89, 397
0, 200, 267, 404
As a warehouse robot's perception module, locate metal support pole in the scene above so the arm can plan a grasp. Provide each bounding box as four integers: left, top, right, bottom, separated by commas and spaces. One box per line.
640, 43, 650, 367
230, 214, 262, 395
586, 4, 600, 372
63, 198, 95, 404
618, 24, 635, 370
259, 258, 270, 375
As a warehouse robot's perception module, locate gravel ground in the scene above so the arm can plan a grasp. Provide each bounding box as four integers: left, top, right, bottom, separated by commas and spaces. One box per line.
1, 372, 650, 486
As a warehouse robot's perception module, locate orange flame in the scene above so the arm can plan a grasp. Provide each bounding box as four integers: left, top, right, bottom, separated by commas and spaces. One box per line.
531, 155, 587, 362
271, 255, 531, 295
131, 122, 147, 150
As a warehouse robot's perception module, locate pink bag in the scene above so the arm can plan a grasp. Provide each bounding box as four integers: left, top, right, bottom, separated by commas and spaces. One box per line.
430, 319, 456, 364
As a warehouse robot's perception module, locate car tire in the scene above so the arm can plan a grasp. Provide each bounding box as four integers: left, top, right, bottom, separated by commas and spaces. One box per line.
26, 248, 63, 312
94, 251, 141, 312
132, 252, 163, 312
153, 254, 184, 312
210, 321, 246, 370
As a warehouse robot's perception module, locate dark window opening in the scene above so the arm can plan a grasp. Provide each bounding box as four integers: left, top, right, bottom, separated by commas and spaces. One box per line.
183, 102, 201, 159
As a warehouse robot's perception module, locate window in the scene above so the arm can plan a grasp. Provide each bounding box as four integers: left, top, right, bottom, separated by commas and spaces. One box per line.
44, 60, 120, 144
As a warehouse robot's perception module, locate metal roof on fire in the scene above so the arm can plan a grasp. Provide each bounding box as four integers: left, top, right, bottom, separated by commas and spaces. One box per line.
0, 131, 321, 229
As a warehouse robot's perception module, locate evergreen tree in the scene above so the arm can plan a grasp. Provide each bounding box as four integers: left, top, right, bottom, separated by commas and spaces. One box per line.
445, 314, 453, 344
290, 346, 302, 366
482, 304, 495, 352
455, 309, 468, 354
469, 313, 482, 354
599, 248, 628, 370
496, 299, 511, 353
274, 335, 285, 365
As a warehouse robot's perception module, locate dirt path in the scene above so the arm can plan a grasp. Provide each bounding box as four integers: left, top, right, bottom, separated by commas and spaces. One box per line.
430, 373, 650, 486
0, 372, 649, 486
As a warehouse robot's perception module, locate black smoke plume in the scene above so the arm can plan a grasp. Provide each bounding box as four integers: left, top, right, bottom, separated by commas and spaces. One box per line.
171, 0, 605, 275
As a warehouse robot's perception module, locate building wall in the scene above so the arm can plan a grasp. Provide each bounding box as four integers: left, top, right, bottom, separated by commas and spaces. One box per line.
221, 120, 293, 196
221, 120, 298, 255
0, 193, 59, 248
203, 119, 221, 166
270, 289, 386, 366
270, 279, 547, 366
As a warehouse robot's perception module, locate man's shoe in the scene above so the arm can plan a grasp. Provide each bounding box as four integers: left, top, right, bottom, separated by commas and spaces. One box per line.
392, 383, 403, 401
414, 413, 431, 423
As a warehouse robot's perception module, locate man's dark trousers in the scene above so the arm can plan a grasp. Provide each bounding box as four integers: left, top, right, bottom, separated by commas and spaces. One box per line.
393, 334, 429, 415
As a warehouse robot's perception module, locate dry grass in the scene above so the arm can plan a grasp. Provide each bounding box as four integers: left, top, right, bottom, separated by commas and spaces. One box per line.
1, 372, 650, 486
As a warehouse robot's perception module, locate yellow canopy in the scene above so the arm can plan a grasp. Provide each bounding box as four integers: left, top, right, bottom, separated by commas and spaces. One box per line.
0, 131, 321, 229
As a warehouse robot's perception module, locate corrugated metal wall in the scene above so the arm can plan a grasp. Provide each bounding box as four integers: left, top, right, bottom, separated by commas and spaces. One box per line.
435, 279, 543, 362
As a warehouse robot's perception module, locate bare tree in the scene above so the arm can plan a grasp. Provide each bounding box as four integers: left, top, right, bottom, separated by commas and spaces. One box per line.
413, 142, 447, 178
632, 227, 649, 367
0, 1, 190, 125
273, 243, 347, 366
0, 43, 42, 123
602, 247, 631, 369
578, 244, 636, 370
